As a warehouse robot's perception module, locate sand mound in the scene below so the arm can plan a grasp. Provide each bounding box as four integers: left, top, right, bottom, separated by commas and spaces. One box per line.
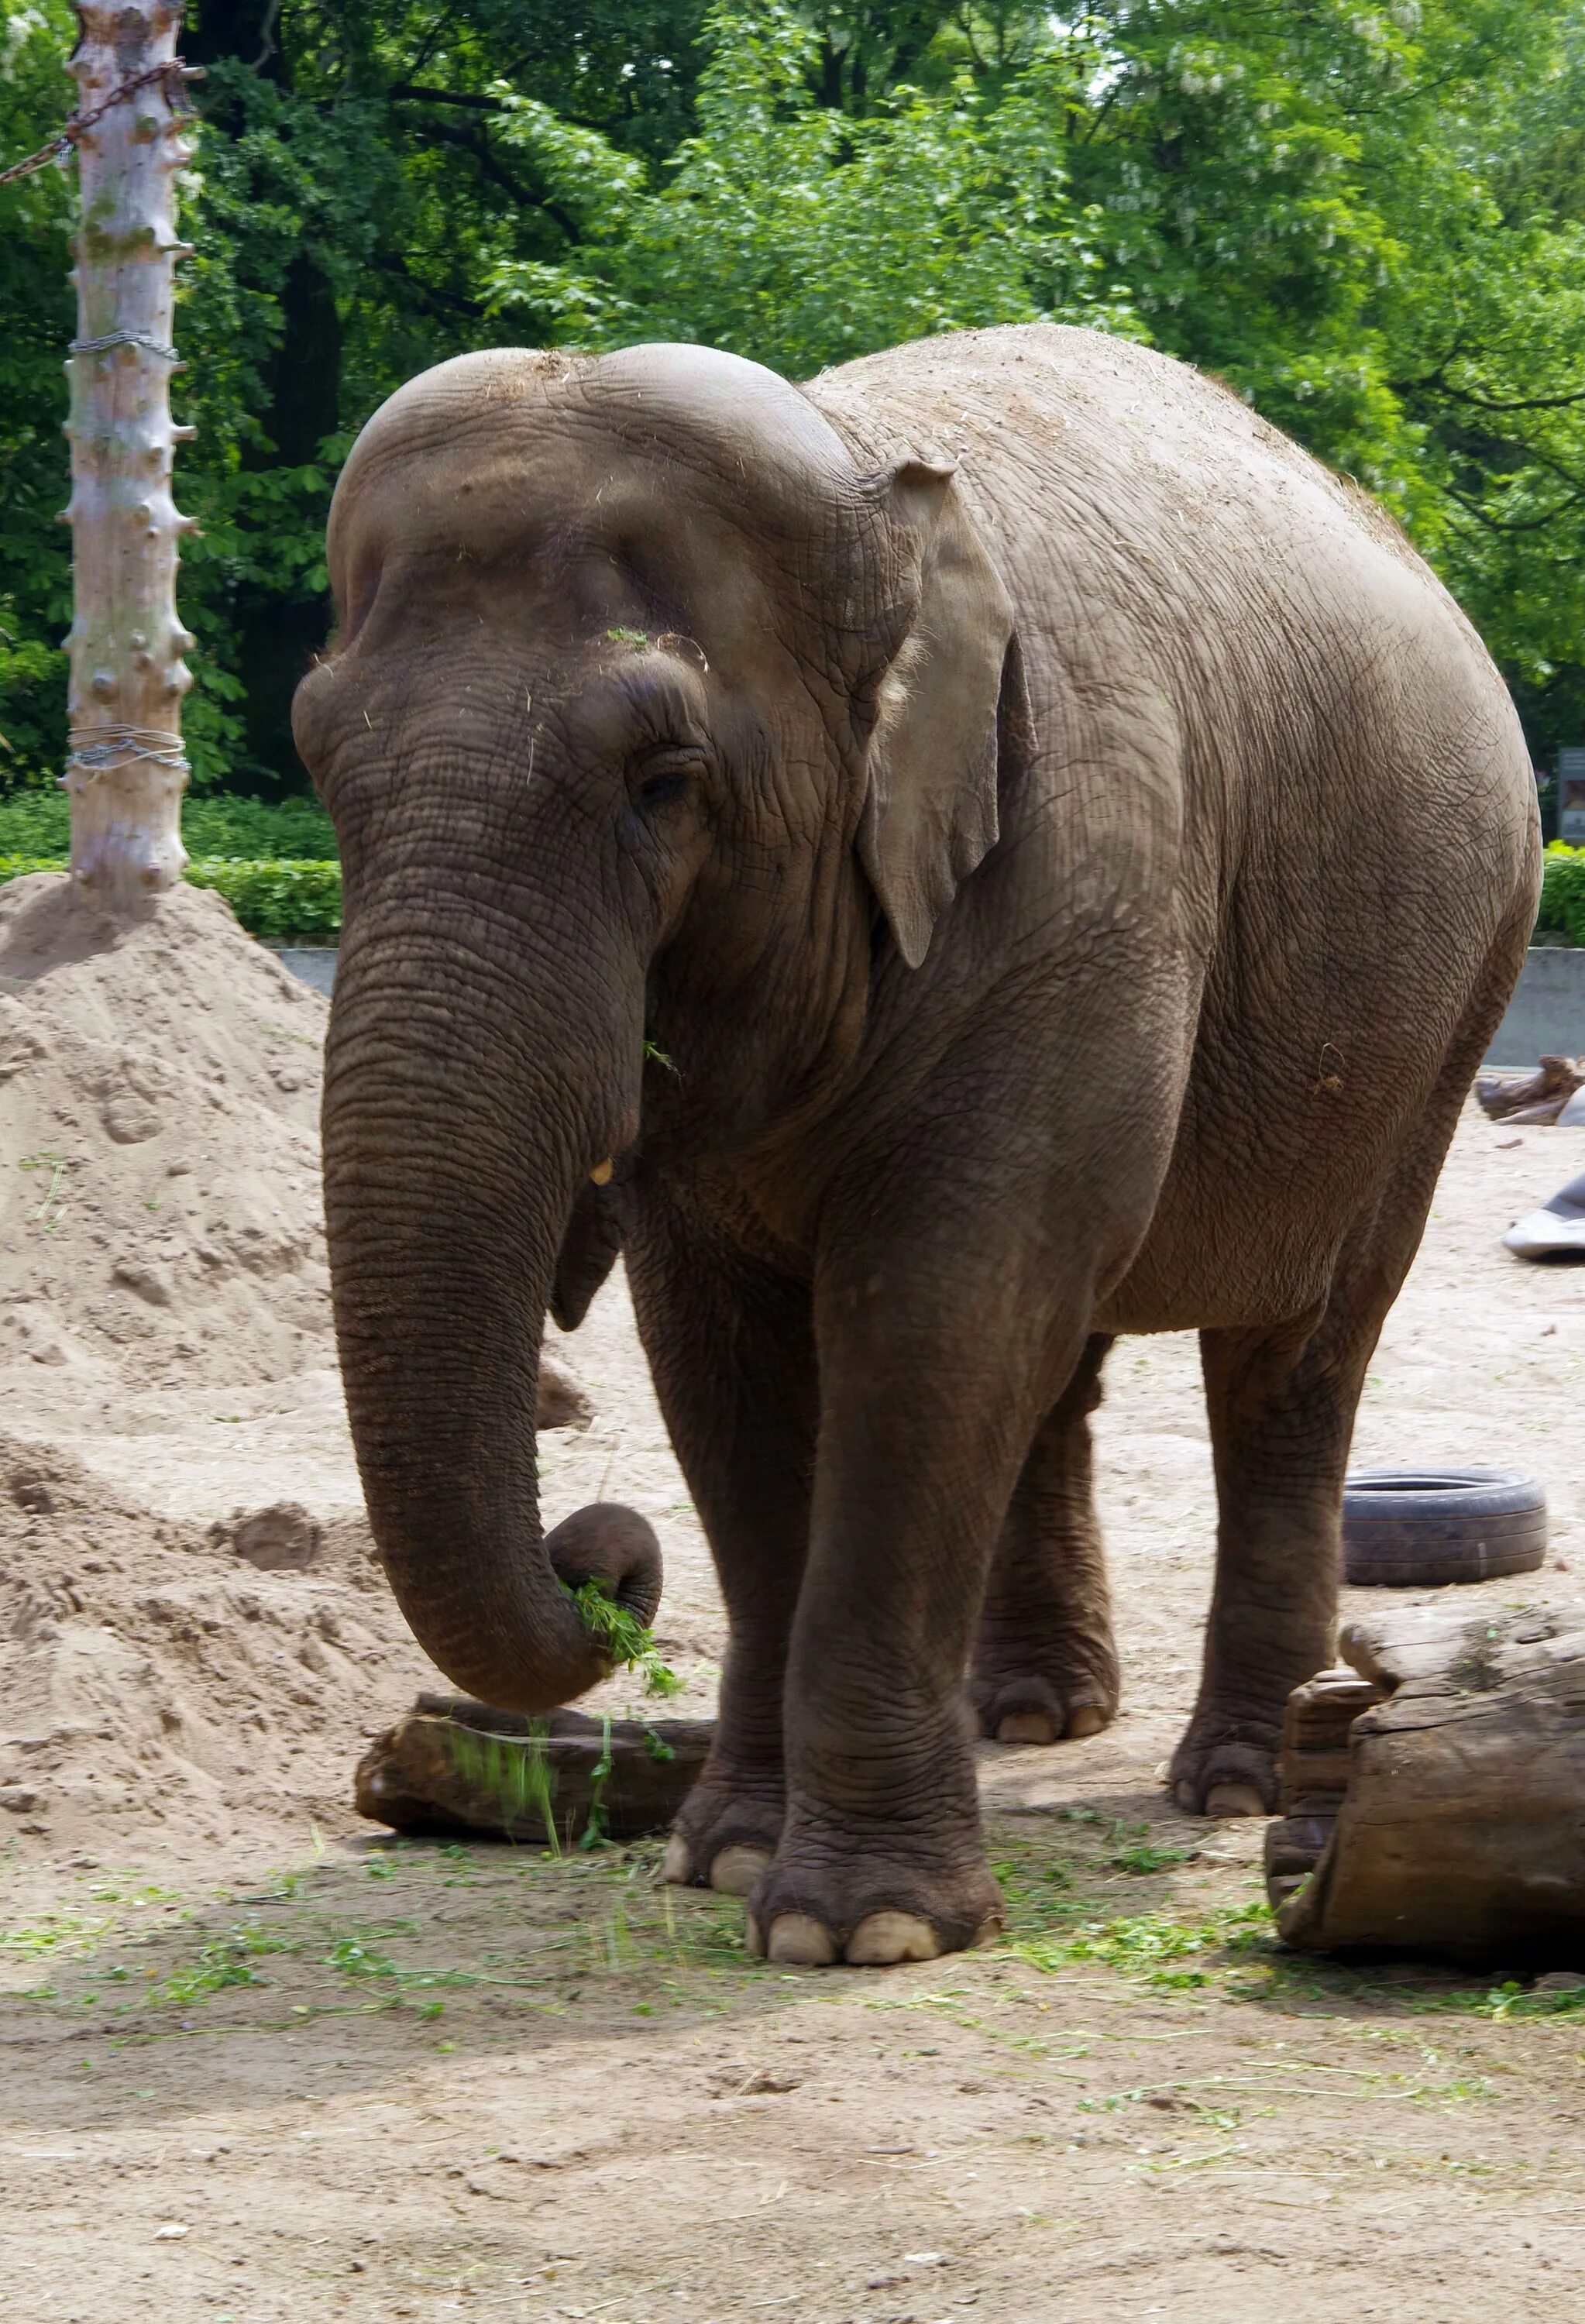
0, 1428, 438, 1860
0, 873, 330, 1390
0, 874, 610, 1865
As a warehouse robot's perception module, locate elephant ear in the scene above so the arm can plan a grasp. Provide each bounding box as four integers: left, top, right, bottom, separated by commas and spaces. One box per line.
857, 456, 1032, 969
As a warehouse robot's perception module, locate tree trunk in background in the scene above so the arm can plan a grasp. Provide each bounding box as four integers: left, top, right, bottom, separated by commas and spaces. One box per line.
63, 0, 197, 908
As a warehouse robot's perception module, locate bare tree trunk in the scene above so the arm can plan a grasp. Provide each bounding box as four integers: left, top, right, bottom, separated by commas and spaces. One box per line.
62, 0, 196, 913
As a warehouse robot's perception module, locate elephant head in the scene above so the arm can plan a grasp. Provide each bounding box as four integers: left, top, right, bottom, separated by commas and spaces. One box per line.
292, 341, 1030, 1714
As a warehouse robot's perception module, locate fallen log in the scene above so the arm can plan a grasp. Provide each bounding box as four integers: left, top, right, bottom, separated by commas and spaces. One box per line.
355, 1694, 712, 1848
1266, 1607, 1585, 1965
1476, 1054, 1585, 1125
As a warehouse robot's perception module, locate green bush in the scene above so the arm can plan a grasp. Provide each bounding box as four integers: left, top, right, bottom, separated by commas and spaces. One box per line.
0, 792, 335, 859
2, 830, 1580, 953
184, 858, 342, 940
1536, 844, 1585, 947
0, 854, 341, 942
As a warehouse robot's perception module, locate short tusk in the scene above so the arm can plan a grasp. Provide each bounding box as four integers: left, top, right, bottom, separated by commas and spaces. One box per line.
590, 1157, 614, 1186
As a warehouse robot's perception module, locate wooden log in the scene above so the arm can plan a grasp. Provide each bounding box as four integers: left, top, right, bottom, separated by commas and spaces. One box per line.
1475, 1055, 1584, 1123
1274, 1608, 1585, 1965
1263, 1669, 1381, 1910
354, 1696, 712, 1848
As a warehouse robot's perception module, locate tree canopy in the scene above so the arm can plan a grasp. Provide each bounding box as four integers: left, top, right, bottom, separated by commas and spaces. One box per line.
3, 0, 1584, 797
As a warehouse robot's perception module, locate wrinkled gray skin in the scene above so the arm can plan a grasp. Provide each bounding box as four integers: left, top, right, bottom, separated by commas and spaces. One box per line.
294, 326, 1539, 1968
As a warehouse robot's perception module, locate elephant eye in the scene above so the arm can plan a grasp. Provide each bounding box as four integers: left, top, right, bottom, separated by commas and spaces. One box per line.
632, 748, 700, 809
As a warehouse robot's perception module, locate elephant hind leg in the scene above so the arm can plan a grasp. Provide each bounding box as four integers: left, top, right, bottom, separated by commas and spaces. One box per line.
970, 1333, 1120, 1745
1173, 972, 1513, 1817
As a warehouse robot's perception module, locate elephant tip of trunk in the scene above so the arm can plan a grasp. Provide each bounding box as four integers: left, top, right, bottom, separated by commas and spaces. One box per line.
547, 1501, 665, 1638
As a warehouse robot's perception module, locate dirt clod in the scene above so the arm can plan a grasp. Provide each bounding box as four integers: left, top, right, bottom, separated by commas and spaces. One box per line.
224, 1501, 325, 1572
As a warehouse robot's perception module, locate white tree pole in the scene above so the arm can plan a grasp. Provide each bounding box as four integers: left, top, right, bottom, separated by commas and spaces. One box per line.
62, 0, 198, 911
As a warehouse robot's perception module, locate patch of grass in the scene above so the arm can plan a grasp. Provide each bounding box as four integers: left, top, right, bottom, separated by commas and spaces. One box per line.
1110, 1841, 1195, 1875
1006, 1899, 1277, 1989
0, 1913, 112, 1959
149, 1923, 293, 2006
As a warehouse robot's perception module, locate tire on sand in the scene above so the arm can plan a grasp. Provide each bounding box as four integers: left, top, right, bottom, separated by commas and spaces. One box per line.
1342, 1466, 1546, 1588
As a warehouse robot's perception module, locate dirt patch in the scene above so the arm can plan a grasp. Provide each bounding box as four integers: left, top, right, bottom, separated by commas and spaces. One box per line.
0, 1429, 442, 1867
2, 875, 1585, 2320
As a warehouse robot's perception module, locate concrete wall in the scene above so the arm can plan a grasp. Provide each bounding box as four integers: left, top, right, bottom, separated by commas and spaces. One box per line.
264, 943, 337, 999
1487, 948, 1585, 1067
266, 940, 1583, 1065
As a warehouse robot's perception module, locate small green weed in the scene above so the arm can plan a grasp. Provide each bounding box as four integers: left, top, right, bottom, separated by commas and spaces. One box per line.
17, 1150, 69, 1232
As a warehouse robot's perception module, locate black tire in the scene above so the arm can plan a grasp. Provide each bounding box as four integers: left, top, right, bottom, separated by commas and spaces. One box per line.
1341, 1467, 1547, 1587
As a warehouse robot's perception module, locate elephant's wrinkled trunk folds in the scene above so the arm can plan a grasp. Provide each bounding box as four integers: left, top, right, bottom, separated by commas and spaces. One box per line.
321, 920, 659, 1715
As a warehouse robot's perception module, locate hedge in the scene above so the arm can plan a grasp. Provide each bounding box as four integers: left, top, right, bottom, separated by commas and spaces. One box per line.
1, 841, 1582, 952
1536, 843, 1585, 948
0, 855, 342, 941
0, 790, 335, 859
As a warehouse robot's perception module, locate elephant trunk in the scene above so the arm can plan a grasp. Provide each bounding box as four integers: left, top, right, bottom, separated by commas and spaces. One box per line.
321, 916, 658, 1714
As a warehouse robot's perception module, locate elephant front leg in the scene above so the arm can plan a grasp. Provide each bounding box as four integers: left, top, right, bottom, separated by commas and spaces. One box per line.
971, 1333, 1119, 1744
747, 1252, 1081, 1968
625, 1210, 816, 1897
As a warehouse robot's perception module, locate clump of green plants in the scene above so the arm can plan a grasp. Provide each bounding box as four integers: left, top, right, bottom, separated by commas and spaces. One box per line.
1004, 1898, 1277, 1989
567, 1577, 682, 1698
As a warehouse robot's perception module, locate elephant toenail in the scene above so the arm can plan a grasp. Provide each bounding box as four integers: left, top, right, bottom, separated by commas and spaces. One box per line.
1172, 1778, 1201, 1813
845, 1912, 941, 1965
661, 1834, 694, 1886
765, 1914, 839, 1967
971, 1915, 1002, 1950
1205, 1780, 1269, 1820
1064, 1705, 1108, 1738
708, 1845, 770, 1897
995, 1711, 1058, 1745
744, 1912, 765, 1958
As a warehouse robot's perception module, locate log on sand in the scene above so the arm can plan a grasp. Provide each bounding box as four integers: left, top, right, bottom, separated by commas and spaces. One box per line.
356, 1696, 712, 1848
1475, 1054, 1584, 1125
1266, 1606, 1585, 1965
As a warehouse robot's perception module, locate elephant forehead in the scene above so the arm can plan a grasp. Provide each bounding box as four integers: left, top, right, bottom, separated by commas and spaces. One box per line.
331, 345, 875, 593
577, 342, 857, 486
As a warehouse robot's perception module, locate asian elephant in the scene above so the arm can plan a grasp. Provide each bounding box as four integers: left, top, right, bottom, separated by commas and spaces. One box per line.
293, 324, 1539, 1967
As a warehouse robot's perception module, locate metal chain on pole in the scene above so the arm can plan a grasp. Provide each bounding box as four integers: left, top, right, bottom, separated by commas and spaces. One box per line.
0, 59, 200, 188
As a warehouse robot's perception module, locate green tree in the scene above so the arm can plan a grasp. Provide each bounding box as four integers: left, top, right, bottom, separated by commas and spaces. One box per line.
5, 0, 1585, 800
487, 5, 1136, 374
0, 0, 77, 782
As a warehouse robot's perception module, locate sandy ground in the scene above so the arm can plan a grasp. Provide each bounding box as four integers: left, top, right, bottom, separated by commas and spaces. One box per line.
3, 1099, 1585, 2322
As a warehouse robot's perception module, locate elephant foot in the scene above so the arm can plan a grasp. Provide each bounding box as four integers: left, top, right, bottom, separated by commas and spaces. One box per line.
741, 1833, 1002, 1968
661, 1775, 785, 1896
969, 1625, 1119, 1746
1167, 1718, 1280, 1818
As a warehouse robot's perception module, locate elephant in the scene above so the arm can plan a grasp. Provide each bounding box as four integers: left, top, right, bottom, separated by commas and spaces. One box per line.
293, 322, 1539, 1968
